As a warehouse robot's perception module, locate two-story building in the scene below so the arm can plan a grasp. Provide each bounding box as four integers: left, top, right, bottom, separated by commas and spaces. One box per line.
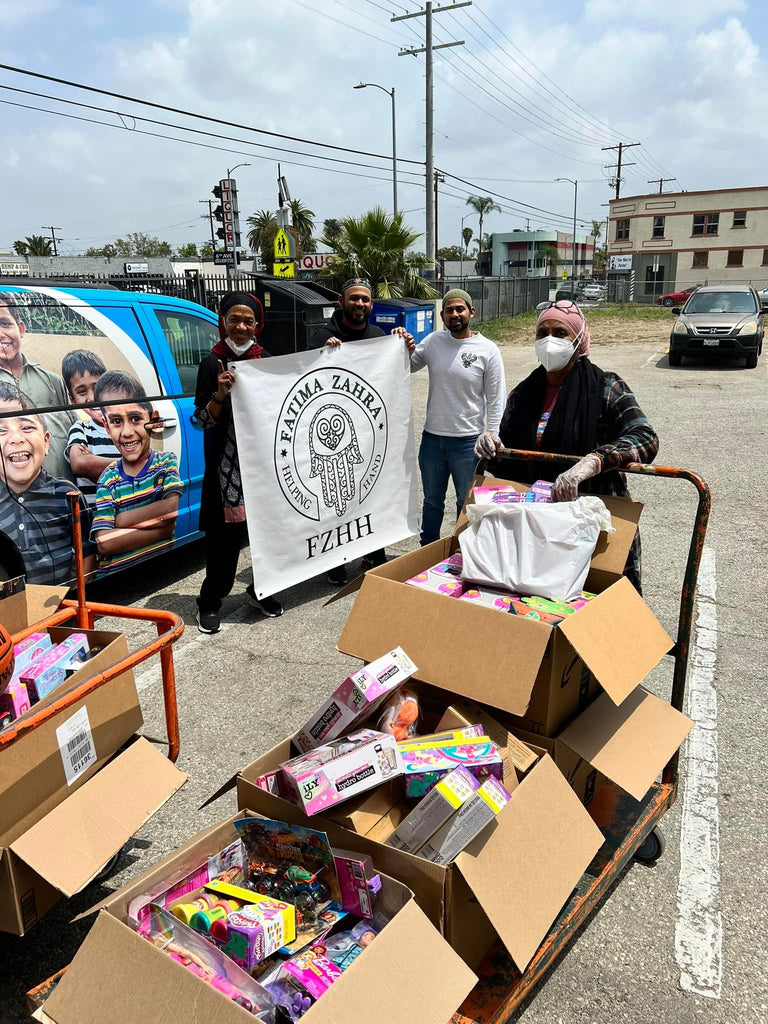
608, 186, 768, 300
489, 229, 593, 280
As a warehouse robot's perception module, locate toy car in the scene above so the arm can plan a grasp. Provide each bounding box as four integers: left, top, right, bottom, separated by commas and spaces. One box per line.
250, 863, 331, 918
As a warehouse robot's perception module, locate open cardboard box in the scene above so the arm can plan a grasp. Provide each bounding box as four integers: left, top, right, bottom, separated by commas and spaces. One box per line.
236, 739, 604, 973
337, 478, 674, 736
1, 737, 187, 936
39, 810, 478, 1024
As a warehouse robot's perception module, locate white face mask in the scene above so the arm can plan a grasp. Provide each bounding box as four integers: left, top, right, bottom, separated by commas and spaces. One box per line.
225, 334, 255, 357
535, 334, 577, 372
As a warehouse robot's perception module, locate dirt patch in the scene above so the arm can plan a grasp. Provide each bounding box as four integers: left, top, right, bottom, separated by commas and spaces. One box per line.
483, 308, 672, 347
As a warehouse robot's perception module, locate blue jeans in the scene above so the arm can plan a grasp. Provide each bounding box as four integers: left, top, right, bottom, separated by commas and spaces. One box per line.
418, 431, 479, 546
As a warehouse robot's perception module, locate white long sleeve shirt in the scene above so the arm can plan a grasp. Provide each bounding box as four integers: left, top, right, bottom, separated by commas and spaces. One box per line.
410, 329, 506, 436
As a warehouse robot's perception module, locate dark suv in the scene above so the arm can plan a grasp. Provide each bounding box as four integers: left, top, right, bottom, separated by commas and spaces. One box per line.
668, 285, 765, 368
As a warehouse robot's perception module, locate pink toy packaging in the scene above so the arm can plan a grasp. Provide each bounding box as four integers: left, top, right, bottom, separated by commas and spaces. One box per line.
458, 585, 518, 612
293, 647, 417, 754
405, 572, 467, 598
20, 633, 89, 703
0, 679, 30, 722
280, 729, 403, 816
332, 849, 381, 917
400, 736, 504, 798
10, 631, 53, 687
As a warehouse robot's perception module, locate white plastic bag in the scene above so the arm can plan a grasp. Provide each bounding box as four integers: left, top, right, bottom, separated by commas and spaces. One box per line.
458, 497, 614, 602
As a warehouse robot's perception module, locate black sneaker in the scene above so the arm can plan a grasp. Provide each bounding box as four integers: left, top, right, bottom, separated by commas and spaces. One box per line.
326, 565, 348, 586
361, 549, 387, 571
196, 609, 221, 634
247, 588, 284, 617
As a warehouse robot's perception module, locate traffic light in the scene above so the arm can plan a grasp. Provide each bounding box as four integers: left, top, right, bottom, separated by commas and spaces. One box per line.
216, 227, 226, 240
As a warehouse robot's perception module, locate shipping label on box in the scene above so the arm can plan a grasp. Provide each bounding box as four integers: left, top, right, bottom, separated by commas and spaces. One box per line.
281, 730, 403, 815
294, 647, 417, 753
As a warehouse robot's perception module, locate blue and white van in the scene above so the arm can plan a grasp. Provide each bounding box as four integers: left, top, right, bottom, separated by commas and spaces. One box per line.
0, 284, 218, 585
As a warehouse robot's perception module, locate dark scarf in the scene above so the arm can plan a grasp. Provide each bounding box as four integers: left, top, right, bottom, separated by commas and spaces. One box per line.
497, 357, 618, 491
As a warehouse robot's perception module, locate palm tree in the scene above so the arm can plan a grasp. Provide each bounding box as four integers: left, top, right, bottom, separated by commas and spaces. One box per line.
540, 244, 560, 278
246, 209, 278, 268
289, 199, 316, 254
465, 196, 501, 256
323, 218, 342, 245
462, 226, 473, 256
13, 235, 52, 257
321, 206, 437, 299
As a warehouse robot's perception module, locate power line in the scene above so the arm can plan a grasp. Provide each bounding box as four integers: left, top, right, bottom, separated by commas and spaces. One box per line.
0, 63, 424, 166
437, 168, 594, 225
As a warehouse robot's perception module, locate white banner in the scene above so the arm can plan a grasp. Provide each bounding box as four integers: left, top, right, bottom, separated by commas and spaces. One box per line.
231, 337, 419, 598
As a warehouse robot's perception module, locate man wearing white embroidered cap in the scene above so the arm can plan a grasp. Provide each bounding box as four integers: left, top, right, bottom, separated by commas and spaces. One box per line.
410, 288, 506, 545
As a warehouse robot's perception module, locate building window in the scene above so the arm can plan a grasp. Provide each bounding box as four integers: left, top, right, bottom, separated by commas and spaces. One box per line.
692, 251, 708, 268
726, 249, 743, 267
692, 213, 719, 236
732, 210, 747, 228
652, 217, 665, 238
615, 218, 630, 240
762, 249, 768, 266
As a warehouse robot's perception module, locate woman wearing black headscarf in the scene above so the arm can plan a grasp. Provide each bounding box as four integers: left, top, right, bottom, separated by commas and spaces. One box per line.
194, 292, 283, 634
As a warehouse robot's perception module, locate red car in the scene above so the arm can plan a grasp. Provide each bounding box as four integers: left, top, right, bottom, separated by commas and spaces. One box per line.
657, 286, 698, 307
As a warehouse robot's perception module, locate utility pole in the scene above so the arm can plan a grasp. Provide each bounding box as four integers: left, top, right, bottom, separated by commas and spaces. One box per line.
601, 142, 641, 198
199, 200, 216, 252
41, 226, 61, 256
394, 1, 470, 270
433, 171, 445, 263
647, 177, 677, 194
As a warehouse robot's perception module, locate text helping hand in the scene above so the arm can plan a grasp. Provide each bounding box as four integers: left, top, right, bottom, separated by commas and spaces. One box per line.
390, 326, 416, 356
216, 359, 235, 398
324, 336, 343, 348
551, 453, 602, 501
474, 431, 501, 459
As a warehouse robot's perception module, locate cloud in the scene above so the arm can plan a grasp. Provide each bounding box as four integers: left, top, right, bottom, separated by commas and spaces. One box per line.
584, 0, 745, 25
0, 0, 58, 29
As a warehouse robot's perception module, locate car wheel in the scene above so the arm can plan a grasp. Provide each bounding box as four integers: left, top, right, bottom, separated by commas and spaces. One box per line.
662, 297, 675, 307
668, 350, 682, 367
745, 350, 758, 369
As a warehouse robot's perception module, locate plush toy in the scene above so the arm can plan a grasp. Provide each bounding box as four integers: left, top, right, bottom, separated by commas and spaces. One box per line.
377, 689, 419, 741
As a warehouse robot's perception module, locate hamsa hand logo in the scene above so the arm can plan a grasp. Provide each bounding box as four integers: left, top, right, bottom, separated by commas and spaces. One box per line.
308, 405, 364, 516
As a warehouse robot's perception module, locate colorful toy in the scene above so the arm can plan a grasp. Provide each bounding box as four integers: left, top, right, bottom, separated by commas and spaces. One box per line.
386, 766, 480, 853
220, 898, 297, 970
20, 633, 89, 702
419, 775, 513, 865
9, 631, 51, 687
332, 849, 381, 917
250, 863, 331, 918
293, 647, 417, 753
376, 688, 419, 741
399, 736, 503, 799
0, 679, 30, 723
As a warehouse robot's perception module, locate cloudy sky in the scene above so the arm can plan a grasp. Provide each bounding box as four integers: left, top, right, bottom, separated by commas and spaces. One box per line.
1, 0, 765, 257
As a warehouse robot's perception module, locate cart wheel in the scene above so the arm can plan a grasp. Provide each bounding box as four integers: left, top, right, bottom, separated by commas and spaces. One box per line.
634, 827, 665, 864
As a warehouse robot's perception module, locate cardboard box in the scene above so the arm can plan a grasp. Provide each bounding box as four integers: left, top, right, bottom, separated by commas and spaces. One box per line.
1, 738, 187, 936
337, 481, 673, 736
419, 775, 513, 865
41, 811, 478, 1024
509, 685, 694, 805
436, 697, 538, 781
237, 743, 604, 972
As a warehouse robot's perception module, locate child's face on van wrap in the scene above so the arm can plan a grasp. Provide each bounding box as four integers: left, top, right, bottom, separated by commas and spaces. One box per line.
0, 399, 50, 492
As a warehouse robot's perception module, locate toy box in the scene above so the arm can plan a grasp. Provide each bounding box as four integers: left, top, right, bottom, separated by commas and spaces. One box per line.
293, 647, 417, 753
9, 631, 53, 687
333, 848, 381, 917
418, 775, 513, 865
220, 898, 296, 970
400, 737, 503, 798
20, 633, 89, 702
0, 679, 30, 721
386, 767, 480, 854
458, 585, 517, 612
281, 730, 403, 816
405, 572, 467, 598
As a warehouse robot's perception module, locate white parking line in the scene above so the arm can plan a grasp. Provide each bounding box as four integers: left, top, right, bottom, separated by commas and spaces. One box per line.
674, 545, 722, 998
135, 605, 251, 693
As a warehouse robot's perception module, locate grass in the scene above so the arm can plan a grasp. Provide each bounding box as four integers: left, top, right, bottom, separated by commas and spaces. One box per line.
479, 303, 671, 344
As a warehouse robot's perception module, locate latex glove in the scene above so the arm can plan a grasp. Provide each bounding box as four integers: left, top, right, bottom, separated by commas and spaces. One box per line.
474, 431, 501, 459
551, 453, 602, 501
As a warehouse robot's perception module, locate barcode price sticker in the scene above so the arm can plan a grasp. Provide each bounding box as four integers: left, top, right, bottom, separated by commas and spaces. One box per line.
56, 706, 97, 786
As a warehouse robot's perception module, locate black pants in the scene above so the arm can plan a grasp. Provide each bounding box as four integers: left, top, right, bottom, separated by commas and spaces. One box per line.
197, 519, 249, 614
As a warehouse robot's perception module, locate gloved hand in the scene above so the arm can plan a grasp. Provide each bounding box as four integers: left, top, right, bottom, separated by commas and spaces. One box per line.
474, 431, 501, 459
551, 453, 602, 501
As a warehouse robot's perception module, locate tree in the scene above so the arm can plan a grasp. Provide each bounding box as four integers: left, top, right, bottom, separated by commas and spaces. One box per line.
84, 243, 118, 258
13, 235, 52, 257
436, 245, 463, 261
540, 244, 560, 277
461, 226, 473, 256
591, 219, 602, 244
200, 241, 214, 259
177, 242, 199, 258
465, 196, 501, 256
591, 219, 606, 273
246, 209, 278, 268
322, 218, 342, 245
289, 199, 316, 255
320, 206, 437, 299
83, 234, 171, 257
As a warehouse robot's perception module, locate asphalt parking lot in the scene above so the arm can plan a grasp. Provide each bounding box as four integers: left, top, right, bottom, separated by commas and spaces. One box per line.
3, 321, 767, 1023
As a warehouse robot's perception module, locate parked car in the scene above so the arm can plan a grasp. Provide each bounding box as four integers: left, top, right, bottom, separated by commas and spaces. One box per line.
0, 283, 228, 584
657, 286, 698, 307
581, 282, 605, 302
668, 284, 763, 368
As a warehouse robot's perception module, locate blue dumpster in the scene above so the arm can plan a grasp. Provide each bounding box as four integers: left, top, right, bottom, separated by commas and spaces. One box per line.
370, 297, 435, 344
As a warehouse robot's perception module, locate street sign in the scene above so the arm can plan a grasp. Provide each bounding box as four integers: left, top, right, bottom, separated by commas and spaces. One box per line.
273, 261, 295, 278
561, 269, 568, 281
125, 262, 149, 274
213, 251, 235, 266
274, 229, 294, 261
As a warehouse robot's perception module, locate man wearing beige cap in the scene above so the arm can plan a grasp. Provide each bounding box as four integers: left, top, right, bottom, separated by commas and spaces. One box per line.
410, 288, 506, 545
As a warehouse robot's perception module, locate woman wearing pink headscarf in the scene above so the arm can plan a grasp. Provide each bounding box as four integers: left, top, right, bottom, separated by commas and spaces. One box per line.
474, 300, 658, 591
